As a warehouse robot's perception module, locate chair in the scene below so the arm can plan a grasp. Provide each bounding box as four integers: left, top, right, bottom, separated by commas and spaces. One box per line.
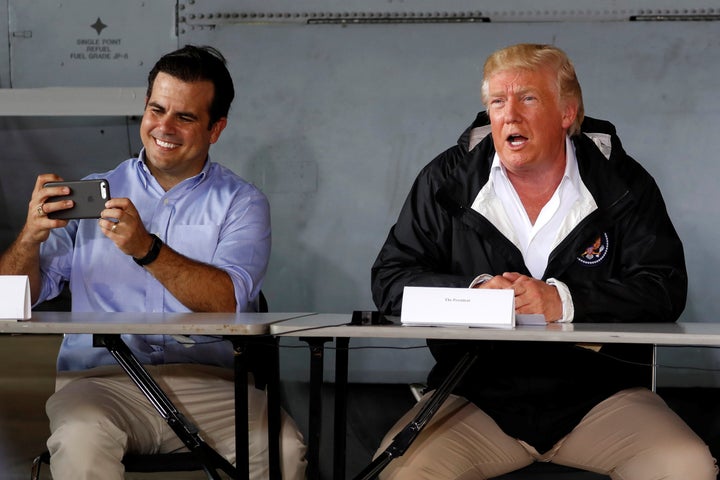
31, 291, 273, 480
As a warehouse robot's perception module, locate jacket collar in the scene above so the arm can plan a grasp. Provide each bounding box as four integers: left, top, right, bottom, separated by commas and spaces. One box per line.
441, 111, 633, 217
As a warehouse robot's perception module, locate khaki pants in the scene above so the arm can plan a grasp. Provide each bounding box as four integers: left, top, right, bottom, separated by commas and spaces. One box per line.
46, 364, 307, 480
376, 388, 717, 480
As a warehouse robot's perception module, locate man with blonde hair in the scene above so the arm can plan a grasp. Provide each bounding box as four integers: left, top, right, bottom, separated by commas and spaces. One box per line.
372, 43, 717, 479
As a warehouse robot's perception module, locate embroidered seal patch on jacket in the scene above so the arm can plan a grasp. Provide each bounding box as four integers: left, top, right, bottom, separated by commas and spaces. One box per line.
577, 233, 609, 265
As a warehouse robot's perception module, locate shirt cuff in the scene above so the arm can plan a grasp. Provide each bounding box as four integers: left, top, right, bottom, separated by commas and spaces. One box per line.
469, 274, 494, 288
546, 277, 574, 323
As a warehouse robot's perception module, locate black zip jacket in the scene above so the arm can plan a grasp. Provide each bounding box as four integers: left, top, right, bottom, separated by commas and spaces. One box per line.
371, 112, 687, 451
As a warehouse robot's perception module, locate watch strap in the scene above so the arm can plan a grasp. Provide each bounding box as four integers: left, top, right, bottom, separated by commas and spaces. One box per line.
133, 233, 163, 266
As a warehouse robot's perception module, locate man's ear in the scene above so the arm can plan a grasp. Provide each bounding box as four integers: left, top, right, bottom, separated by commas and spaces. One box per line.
561, 101, 578, 130
209, 117, 228, 144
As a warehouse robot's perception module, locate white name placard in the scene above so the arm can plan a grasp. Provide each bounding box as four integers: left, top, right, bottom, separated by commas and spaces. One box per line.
400, 286, 514, 327
0, 275, 31, 320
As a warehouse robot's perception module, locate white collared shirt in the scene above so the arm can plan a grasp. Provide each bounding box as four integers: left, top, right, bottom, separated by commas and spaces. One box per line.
470, 136, 598, 322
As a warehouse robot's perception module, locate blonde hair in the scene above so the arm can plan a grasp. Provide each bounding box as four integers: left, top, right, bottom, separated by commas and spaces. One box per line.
481, 44, 584, 136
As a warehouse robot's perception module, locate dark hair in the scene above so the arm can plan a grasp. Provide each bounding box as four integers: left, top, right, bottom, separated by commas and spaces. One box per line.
146, 45, 235, 128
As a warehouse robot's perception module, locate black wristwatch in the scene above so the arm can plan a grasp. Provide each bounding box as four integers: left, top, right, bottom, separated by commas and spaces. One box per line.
133, 234, 163, 266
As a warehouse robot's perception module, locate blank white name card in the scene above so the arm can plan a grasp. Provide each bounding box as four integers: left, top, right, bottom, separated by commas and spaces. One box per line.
0, 275, 31, 320
401, 286, 514, 327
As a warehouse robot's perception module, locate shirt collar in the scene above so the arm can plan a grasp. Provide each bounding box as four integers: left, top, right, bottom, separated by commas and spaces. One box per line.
133, 148, 211, 192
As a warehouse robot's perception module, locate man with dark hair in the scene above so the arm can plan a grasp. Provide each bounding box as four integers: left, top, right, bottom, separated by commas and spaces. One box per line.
371, 43, 716, 479
0, 45, 306, 480
146, 45, 235, 126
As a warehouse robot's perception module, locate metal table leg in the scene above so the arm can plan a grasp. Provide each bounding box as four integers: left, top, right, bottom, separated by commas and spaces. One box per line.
265, 336, 282, 480
334, 337, 350, 480
230, 335, 283, 480
229, 337, 251, 480
300, 337, 332, 480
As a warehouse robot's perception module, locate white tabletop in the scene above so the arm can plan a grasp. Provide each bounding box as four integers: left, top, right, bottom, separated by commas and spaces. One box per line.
270, 313, 720, 347
0, 311, 316, 336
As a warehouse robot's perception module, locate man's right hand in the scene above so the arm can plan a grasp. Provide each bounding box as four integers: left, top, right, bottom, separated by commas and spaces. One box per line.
21, 174, 72, 244
0, 173, 73, 302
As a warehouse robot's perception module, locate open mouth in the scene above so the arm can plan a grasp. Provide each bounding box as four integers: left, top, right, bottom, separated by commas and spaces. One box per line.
507, 134, 527, 147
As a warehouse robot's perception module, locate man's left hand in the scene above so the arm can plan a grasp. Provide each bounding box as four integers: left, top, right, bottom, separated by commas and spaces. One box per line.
99, 198, 152, 259
502, 272, 563, 323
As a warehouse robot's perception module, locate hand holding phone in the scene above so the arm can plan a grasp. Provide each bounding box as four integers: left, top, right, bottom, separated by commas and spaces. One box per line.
43, 179, 111, 220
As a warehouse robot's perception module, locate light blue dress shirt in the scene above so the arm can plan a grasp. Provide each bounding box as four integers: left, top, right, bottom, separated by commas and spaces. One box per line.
37, 150, 271, 371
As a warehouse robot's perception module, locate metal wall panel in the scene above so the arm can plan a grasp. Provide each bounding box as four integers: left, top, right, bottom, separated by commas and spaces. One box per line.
8, 0, 177, 87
